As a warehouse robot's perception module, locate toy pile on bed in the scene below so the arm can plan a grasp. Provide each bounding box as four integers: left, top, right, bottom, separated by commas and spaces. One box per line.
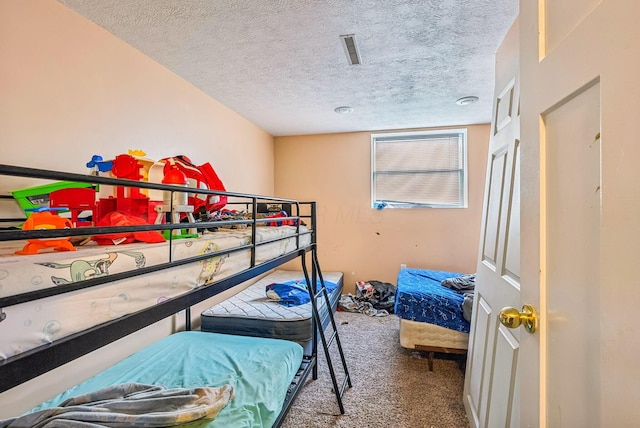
10, 151, 230, 254
207, 209, 304, 232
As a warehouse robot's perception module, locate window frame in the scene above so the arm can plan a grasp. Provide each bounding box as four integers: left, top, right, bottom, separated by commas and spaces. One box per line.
370, 129, 469, 209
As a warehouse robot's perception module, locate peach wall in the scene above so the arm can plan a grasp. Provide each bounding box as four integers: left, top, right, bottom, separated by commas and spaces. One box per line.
0, 0, 274, 196
275, 125, 490, 291
0, 0, 273, 417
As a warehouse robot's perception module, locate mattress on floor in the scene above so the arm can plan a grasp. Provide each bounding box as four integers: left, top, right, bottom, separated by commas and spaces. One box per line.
393, 268, 470, 333
25, 331, 304, 428
399, 318, 469, 350
201, 270, 343, 345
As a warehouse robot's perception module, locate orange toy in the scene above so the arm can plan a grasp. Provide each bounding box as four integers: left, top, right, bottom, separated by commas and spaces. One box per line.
15, 211, 76, 255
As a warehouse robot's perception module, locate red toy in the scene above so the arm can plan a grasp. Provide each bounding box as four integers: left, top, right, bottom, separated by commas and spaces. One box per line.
95, 154, 151, 222
50, 187, 96, 227
111, 154, 144, 199
93, 211, 165, 246
160, 156, 227, 213
265, 211, 299, 227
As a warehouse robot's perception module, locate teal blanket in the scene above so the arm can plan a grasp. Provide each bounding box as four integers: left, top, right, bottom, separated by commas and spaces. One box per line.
21, 332, 303, 428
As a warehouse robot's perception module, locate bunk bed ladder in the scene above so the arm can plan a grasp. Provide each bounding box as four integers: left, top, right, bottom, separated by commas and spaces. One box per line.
301, 250, 352, 415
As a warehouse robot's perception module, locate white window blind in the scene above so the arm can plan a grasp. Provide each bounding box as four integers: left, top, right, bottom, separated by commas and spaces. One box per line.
371, 129, 468, 208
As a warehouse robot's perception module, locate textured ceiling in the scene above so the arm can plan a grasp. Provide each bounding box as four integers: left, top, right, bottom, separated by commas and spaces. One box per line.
58, 0, 519, 137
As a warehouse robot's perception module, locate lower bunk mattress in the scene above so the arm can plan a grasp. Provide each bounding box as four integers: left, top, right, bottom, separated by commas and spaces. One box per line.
394, 268, 471, 350
201, 270, 343, 353
15, 331, 303, 428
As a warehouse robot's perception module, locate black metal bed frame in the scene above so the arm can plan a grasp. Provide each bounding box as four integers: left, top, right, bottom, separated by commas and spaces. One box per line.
0, 163, 351, 425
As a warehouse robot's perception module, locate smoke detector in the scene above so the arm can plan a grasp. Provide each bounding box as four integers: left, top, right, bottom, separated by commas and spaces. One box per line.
334, 106, 354, 114
456, 96, 479, 105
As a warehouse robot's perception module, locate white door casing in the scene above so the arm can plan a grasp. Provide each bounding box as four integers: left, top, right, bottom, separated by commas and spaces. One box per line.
520, 0, 640, 426
464, 18, 521, 428
467, 1, 640, 427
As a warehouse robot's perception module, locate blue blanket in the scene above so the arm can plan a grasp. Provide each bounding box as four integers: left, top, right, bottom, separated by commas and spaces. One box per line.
266, 279, 338, 307
393, 268, 470, 333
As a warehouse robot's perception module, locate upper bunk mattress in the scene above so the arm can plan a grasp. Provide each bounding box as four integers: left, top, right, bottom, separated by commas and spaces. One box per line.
0, 226, 310, 361
393, 268, 470, 333
201, 270, 343, 343
22, 331, 304, 428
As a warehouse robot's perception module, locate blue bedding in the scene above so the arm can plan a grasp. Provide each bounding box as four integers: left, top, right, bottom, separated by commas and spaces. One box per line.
266, 278, 338, 307
26, 331, 303, 428
393, 268, 470, 333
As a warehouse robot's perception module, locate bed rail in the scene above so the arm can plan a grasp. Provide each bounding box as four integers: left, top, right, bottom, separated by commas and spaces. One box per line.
0, 163, 316, 393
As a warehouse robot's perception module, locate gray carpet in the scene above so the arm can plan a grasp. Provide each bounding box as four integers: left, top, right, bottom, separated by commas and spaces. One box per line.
280, 311, 469, 428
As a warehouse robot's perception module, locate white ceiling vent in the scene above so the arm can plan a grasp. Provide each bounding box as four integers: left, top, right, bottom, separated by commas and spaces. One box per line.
340, 34, 361, 66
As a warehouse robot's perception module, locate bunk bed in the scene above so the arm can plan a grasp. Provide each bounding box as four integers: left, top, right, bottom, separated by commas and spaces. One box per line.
0, 163, 348, 427
394, 268, 472, 371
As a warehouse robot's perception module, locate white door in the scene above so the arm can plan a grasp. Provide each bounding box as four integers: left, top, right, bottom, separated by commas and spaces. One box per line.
466, 1, 640, 427
519, 0, 640, 426
463, 18, 522, 428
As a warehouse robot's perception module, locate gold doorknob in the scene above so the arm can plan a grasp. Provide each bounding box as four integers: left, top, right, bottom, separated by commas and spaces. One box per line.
499, 304, 537, 334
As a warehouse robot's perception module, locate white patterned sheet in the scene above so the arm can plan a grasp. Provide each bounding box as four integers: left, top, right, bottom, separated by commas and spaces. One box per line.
0, 226, 310, 360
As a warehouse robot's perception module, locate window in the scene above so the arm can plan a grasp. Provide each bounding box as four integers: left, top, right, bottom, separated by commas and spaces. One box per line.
371, 129, 468, 209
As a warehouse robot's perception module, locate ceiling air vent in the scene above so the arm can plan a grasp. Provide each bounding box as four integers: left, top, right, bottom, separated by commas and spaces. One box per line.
340, 34, 361, 66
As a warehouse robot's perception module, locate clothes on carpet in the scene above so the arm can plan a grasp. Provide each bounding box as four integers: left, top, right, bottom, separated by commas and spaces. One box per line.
339, 294, 389, 316
1, 382, 234, 428
355, 280, 396, 313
